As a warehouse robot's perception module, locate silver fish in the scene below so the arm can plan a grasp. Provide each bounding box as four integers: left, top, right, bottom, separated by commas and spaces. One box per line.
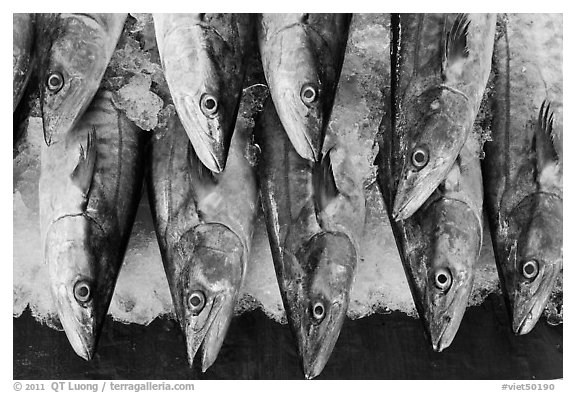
391, 13, 495, 220
39, 90, 146, 360
256, 97, 365, 378
154, 13, 253, 173
483, 14, 563, 335
147, 90, 260, 370
36, 13, 127, 146
257, 13, 351, 162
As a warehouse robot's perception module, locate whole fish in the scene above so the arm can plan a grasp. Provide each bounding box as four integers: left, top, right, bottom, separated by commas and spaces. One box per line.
376, 14, 484, 351
257, 13, 351, 162
13, 13, 35, 112
147, 92, 260, 370
483, 14, 563, 335
39, 90, 147, 360
35, 13, 127, 146
256, 98, 365, 379
153, 13, 253, 173
391, 13, 495, 220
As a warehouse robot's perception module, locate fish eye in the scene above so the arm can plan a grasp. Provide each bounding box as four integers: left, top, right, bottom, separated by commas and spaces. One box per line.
300, 83, 318, 105
46, 71, 64, 93
200, 94, 219, 117
73, 280, 92, 303
411, 146, 429, 170
311, 300, 326, 323
521, 260, 539, 280
433, 267, 452, 292
188, 290, 206, 315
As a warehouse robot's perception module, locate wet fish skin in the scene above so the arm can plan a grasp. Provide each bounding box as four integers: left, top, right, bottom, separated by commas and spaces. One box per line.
257, 13, 351, 162
154, 13, 253, 173
483, 14, 563, 335
36, 13, 127, 146
13, 13, 35, 112
391, 13, 495, 220
39, 90, 146, 360
147, 102, 259, 371
378, 135, 483, 351
376, 14, 484, 350
256, 98, 364, 379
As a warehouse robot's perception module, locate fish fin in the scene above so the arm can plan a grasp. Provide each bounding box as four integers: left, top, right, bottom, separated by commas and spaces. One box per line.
313, 149, 339, 214
441, 14, 471, 82
188, 143, 217, 187
70, 126, 97, 200
441, 157, 461, 193
534, 100, 561, 188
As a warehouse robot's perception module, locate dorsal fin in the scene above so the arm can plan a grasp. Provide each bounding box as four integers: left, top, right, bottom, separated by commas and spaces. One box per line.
441, 13, 470, 82
188, 143, 217, 187
313, 149, 338, 214
533, 100, 561, 189
70, 126, 97, 201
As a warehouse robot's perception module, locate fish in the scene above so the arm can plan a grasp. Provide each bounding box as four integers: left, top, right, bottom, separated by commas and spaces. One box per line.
13, 13, 35, 112
483, 14, 563, 335
35, 13, 127, 146
147, 89, 261, 371
257, 13, 351, 162
153, 13, 253, 173
255, 98, 365, 379
391, 13, 495, 220
39, 89, 147, 360
375, 14, 484, 351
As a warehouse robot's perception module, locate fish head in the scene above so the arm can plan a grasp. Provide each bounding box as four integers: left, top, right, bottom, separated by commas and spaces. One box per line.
166, 33, 243, 173
39, 16, 108, 145
393, 87, 472, 220
285, 231, 356, 379
509, 194, 562, 335
420, 197, 481, 351
264, 29, 325, 162
44, 215, 108, 360
174, 224, 244, 371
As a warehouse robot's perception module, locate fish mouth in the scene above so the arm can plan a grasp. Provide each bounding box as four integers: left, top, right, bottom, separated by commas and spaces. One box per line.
286, 232, 356, 379
175, 224, 245, 370
299, 302, 344, 380
427, 295, 464, 353
54, 285, 97, 360
392, 160, 450, 221
177, 95, 228, 173
273, 88, 321, 162
182, 292, 228, 371
511, 263, 561, 335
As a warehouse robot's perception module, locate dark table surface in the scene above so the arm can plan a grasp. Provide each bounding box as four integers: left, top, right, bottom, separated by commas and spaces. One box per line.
13, 294, 562, 380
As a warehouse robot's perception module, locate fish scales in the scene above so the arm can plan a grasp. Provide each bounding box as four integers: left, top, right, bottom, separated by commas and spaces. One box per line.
39, 89, 147, 360
482, 13, 562, 335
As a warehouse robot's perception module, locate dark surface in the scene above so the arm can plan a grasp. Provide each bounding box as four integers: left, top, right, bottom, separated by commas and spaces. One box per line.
13, 294, 562, 380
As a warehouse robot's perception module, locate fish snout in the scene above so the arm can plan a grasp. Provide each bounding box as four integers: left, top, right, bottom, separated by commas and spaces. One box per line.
54, 284, 97, 360
176, 224, 244, 369
511, 261, 562, 335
